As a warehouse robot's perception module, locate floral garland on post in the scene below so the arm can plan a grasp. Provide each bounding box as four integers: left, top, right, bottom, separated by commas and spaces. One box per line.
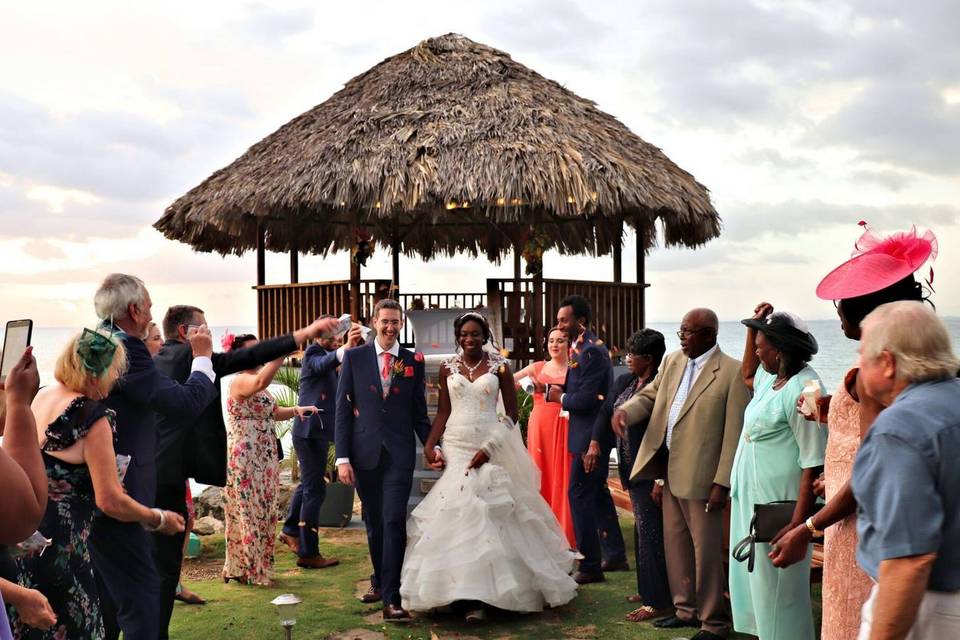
351, 228, 375, 267
521, 228, 549, 276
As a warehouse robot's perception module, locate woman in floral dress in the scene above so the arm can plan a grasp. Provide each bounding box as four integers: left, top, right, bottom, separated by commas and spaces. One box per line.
11, 330, 184, 639
222, 335, 316, 586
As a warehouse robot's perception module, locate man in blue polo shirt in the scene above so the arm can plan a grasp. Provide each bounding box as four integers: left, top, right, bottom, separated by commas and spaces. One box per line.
852, 301, 960, 640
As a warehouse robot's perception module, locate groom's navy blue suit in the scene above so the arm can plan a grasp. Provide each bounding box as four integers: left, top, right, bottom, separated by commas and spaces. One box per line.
334, 342, 430, 606
561, 330, 626, 575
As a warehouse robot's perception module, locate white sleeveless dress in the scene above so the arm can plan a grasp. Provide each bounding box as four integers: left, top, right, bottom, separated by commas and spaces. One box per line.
400, 355, 579, 612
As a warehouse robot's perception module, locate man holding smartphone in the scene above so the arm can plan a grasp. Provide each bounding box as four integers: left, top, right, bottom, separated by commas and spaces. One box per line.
152, 304, 339, 639
280, 316, 363, 568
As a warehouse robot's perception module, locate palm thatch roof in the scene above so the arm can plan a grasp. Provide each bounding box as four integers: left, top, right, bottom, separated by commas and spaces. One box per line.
155, 33, 720, 261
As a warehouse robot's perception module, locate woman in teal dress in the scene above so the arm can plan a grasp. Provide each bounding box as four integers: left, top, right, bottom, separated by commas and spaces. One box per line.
729, 304, 826, 640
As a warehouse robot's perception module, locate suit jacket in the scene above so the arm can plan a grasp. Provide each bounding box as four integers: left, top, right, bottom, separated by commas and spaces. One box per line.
620, 347, 750, 501
562, 330, 613, 454
102, 330, 216, 508
334, 343, 431, 471
295, 344, 339, 440
154, 334, 297, 491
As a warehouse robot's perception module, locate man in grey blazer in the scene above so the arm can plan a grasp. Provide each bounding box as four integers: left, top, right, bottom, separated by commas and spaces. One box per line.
613, 308, 750, 640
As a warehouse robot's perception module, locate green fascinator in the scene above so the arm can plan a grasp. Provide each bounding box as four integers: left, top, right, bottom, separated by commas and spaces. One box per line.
77, 328, 119, 376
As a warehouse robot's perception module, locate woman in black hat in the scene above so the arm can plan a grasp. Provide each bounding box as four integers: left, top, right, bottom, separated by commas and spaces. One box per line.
728, 303, 827, 640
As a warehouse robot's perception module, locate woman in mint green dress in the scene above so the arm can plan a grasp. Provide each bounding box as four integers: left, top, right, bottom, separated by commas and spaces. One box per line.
729, 304, 826, 640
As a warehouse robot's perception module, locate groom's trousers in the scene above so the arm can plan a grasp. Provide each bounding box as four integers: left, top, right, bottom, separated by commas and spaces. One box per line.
355, 446, 413, 606
569, 442, 626, 575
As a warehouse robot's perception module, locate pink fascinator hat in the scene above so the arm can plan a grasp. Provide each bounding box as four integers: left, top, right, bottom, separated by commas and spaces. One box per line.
816, 223, 937, 300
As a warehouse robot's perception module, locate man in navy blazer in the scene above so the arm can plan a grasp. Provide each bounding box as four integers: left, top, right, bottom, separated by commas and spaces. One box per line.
281, 317, 363, 569
152, 305, 339, 638
335, 299, 432, 621
546, 295, 627, 583
87, 274, 217, 640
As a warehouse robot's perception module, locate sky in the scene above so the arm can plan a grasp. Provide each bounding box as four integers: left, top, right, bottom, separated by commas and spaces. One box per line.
1, 0, 958, 327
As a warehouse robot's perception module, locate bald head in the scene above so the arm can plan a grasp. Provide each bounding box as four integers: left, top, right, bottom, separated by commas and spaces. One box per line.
679, 308, 719, 358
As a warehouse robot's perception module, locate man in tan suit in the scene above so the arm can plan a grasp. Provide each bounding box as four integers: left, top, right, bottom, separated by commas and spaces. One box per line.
613, 308, 750, 640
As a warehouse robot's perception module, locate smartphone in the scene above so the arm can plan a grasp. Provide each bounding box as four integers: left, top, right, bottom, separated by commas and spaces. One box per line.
1, 319, 33, 383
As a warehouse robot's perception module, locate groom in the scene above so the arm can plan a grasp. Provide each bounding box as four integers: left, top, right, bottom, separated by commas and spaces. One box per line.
335, 299, 432, 621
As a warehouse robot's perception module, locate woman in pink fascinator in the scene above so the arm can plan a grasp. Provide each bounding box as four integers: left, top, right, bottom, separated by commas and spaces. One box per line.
768, 223, 937, 640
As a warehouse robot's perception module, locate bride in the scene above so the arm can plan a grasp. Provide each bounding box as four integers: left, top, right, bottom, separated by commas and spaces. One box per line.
400, 312, 578, 621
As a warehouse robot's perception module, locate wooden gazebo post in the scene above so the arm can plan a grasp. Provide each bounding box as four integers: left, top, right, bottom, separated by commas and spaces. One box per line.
613, 216, 624, 283
349, 213, 361, 320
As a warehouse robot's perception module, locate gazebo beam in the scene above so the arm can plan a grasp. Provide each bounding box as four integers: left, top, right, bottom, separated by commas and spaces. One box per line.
613, 217, 623, 283
290, 247, 299, 284
256, 220, 266, 286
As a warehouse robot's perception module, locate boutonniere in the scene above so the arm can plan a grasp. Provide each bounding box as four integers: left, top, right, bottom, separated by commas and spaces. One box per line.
392, 358, 406, 376
568, 358, 579, 369
404, 365, 415, 378
414, 352, 425, 363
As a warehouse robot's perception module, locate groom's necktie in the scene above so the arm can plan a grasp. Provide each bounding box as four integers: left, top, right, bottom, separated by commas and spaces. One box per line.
665, 359, 696, 450
380, 352, 393, 396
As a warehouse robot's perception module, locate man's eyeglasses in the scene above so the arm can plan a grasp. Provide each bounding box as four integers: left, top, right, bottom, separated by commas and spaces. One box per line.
676, 327, 710, 339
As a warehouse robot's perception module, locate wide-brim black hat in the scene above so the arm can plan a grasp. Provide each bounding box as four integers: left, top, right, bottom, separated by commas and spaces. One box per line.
741, 311, 819, 356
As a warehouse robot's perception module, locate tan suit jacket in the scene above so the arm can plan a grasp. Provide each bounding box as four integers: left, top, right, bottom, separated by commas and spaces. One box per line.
621, 347, 750, 501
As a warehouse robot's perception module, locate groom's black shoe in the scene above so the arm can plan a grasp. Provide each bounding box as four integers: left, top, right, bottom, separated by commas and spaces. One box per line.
652, 614, 700, 629
572, 571, 605, 584
359, 585, 381, 603
383, 604, 412, 622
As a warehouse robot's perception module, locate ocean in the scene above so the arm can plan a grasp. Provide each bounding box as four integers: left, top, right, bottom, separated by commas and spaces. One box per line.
11, 319, 960, 393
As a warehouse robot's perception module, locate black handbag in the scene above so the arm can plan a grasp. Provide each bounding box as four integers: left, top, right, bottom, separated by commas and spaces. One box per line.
276, 437, 285, 462
731, 501, 822, 572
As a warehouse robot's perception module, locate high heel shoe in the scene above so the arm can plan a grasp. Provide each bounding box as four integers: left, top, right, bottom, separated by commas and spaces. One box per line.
222, 575, 249, 585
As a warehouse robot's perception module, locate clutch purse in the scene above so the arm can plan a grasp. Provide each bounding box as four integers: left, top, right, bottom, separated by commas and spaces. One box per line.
731, 501, 822, 572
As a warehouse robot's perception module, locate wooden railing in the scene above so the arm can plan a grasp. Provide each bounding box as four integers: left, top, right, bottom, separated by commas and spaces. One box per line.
487, 278, 647, 364
255, 279, 391, 340
255, 278, 645, 361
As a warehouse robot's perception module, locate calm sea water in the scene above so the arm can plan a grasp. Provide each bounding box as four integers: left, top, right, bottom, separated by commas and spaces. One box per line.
14, 319, 960, 394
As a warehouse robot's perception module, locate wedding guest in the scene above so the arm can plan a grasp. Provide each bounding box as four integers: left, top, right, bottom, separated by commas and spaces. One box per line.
222, 334, 317, 586
729, 305, 826, 640
593, 329, 672, 622
0, 348, 48, 639
152, 307, 336, 635
10, 331, 184, 639
769, 226, 937, 640
614, 308, 750, 639
513, 326, 575, 546
144, 322, 163, 357
852, 302, 960, 639
88, 273, 216, 640
281, 319, 362, 569
546, 295, 627, 583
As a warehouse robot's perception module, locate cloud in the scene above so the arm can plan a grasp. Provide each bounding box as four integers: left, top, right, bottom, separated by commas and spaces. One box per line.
850, 169, 914, 191
0, 90, 257, 202
737, 147, 815, 171
229, 4, 316, 43
719, 199, 959, 242
813, 82, 960, 175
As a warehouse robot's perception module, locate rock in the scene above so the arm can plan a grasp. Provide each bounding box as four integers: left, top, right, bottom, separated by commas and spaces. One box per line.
194, 486, 224, 522
192, 515, 223, 536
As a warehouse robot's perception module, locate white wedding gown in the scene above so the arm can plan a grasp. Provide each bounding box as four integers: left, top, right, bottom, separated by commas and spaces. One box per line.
400, 357, 579, 612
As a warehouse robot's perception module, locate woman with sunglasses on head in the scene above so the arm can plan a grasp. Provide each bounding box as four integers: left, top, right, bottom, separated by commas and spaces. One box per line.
9, 330, 185, 639
768, 225, 937, 640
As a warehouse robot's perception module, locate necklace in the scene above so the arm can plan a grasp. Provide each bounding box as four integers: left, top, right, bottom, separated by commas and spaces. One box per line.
461, 353, 486, 380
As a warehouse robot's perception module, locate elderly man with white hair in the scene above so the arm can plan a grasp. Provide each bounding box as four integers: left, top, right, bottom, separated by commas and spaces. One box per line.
852, 301, 960, 640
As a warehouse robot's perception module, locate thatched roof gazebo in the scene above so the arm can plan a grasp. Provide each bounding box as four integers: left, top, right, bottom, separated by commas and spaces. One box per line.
155, 33, 721, 360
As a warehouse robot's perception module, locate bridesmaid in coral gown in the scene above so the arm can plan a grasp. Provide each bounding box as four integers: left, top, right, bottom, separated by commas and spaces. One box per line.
514, 327, 575, 547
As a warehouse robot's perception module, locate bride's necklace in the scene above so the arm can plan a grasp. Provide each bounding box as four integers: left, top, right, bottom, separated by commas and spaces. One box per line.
460, 352, 486, 381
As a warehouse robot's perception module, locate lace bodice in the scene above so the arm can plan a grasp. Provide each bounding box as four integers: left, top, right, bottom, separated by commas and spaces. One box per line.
442, 352, 510, 449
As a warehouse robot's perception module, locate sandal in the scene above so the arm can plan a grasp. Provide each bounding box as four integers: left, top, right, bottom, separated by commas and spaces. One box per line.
626, 594, 642, 603
626, 605, 673, 622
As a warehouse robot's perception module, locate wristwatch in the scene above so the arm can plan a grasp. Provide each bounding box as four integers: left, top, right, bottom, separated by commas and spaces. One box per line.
805, 516, 823, 538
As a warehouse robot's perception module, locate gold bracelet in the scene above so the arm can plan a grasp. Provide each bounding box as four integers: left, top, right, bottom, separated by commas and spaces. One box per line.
805, 516, 823, 538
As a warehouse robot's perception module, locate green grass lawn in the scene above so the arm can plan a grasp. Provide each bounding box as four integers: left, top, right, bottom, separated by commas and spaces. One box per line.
171, 519, 820, 639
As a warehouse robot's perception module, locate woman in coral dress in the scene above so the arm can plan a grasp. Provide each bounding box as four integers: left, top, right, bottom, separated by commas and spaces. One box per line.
514, 327, 575, 547
222, 334, 316, 586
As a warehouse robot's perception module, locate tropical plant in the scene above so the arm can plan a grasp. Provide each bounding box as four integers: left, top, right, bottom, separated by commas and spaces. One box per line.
271, 365, 300, 481
516, 388, 533, 445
